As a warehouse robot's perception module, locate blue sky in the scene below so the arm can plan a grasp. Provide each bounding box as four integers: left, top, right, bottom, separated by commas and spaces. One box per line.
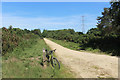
2, 2, 110, 32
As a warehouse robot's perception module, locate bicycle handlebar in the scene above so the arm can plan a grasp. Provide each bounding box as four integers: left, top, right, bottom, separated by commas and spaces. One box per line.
45, 49, 56, 55
53, 49, 56, 52
49, 49, 56, 55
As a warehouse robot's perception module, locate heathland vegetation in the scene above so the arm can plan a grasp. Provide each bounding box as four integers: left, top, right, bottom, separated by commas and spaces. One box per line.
2, 26, 74, 78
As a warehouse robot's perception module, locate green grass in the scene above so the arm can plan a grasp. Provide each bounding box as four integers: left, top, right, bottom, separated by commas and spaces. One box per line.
49, 38, 80, 50
49, 38, 109, 55
2, 39, 74, 78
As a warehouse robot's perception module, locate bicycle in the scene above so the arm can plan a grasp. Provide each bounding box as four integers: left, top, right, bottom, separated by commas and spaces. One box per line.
44, 49, 60, 69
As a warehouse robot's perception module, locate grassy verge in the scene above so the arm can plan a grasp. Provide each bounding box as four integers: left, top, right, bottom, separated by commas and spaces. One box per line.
49, 38, 80, 50
49, 38, 110, 55
2, 39, 74, 78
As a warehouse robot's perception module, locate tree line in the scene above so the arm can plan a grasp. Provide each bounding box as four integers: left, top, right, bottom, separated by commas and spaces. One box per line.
42, 2, 120, 56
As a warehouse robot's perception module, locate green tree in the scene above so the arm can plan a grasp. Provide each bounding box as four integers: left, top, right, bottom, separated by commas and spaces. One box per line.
97, 2, 120, 35
31, 29, 42, 37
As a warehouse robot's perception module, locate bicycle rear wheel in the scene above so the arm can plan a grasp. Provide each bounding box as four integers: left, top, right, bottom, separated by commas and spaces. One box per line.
51, 57, 60, 69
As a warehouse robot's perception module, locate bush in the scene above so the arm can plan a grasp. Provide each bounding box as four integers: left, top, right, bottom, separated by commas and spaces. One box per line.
85, 48, 93, 51
2, 26, 42, 55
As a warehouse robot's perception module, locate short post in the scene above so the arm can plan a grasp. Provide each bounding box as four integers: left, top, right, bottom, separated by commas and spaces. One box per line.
43, 48, 47, 68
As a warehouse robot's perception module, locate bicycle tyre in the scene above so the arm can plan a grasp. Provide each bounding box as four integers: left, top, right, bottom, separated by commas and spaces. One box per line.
51, 57, 60, 69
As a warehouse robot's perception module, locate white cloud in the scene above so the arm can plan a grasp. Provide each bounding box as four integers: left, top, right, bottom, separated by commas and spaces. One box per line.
2, 13, 98, 32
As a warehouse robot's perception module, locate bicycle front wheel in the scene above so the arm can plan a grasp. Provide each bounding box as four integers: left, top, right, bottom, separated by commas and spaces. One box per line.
51, 57, 60, 69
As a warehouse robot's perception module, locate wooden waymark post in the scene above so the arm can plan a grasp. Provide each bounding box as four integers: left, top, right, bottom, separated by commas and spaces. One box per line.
43, 48, 47, 68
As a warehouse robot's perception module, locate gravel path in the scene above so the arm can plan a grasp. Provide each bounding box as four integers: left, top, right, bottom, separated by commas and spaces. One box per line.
44, 38, 118, 78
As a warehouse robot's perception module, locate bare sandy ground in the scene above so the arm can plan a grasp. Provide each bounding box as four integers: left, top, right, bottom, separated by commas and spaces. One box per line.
44, 38, 118, 78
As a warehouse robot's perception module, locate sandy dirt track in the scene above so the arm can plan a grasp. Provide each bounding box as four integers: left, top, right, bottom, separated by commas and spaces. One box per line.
44, 38, 118, 78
